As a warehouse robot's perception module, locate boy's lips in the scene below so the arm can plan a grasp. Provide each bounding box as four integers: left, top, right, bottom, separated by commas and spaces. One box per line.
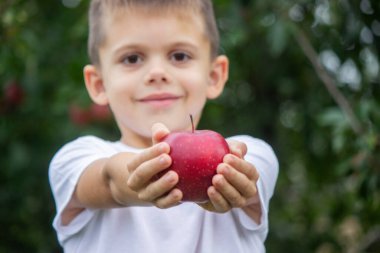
137, 93, 182, 108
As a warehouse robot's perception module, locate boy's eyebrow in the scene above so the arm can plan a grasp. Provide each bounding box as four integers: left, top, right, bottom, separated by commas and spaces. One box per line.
166, 41, 200, 51
110, 39, 201, 56
111, 43, 146, 56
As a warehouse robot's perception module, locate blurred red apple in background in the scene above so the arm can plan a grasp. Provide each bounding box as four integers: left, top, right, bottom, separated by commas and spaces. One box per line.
90, 103, 112, 121
4, 81, 24, 107
69, 104, 92, 126
1, 80, 25, 113
69, 103, 111, 126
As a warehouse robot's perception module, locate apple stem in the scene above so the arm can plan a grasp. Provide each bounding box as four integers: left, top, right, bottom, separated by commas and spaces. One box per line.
190, 114, 194, 133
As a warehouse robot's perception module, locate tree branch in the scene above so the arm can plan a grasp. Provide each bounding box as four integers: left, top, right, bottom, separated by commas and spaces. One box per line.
293, 27, 364, 135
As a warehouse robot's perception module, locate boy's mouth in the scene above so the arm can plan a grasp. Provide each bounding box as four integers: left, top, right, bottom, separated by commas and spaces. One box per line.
137, 93, 182, 108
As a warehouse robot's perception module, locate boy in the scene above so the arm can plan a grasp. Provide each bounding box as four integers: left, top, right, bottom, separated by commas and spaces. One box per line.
49, 0, 279, 252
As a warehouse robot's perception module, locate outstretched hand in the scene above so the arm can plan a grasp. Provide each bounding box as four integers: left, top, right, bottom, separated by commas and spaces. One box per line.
198, 140, 260, 213
126, 123, 183, 208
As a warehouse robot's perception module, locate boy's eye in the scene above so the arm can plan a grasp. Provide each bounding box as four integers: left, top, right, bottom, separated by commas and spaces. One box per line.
171, 52, 191, 62
122, 54, 143, 65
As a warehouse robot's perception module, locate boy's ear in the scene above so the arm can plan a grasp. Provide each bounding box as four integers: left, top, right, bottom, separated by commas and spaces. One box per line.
83, 65, 108, 105
207, 55, 229, 99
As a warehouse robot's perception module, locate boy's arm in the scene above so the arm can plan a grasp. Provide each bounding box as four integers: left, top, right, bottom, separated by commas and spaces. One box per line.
61, 124, 182, 225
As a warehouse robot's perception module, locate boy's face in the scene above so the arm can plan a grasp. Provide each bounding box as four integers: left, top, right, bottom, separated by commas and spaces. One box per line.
85, 7, 228, 148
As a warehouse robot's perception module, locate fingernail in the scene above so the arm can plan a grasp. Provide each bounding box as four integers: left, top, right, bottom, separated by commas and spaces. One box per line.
159, 143, 168, 152
213, 174, 224, 185
159, 154, 167, 164
226, 154, 236, 163
170, 189, 180, 199
222, 166, 229, 175
217, 164, 229, 174
165, 171, 175, 183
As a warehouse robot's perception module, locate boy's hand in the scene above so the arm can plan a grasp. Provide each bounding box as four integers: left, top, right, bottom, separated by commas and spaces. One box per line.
126, 123, 183, 208
198, 140, 260, 213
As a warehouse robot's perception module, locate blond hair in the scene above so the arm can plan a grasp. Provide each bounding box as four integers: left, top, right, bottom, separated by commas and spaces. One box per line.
88, 0, 220, 66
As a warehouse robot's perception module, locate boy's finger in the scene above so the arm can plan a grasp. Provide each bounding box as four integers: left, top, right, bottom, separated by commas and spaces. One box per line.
217, 163, 257, 200
226, 140, 247, 159
212, 174, 247, 208
137, 171, 178, 201
207, 186, 231, 212
223, 154, 259, 181
127, 142, 170, 173
154, 188, 183, 209
151, 122, 170, 145
127, 153, 171, 191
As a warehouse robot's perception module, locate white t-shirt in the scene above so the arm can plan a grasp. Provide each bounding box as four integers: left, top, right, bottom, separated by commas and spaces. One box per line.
49, 135, 278, 253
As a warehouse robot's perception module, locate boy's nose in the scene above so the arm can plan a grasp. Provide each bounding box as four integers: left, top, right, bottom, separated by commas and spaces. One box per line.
144, 67, 170, 85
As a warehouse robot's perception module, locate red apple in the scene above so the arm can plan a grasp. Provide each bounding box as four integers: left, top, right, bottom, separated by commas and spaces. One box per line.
162, 116, 230, 202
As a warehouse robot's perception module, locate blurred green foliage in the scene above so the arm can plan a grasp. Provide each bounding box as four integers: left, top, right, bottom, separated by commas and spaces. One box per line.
1, 0, 379, 252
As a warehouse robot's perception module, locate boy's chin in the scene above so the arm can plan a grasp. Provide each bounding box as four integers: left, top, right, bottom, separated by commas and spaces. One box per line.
162, 113, 201, 131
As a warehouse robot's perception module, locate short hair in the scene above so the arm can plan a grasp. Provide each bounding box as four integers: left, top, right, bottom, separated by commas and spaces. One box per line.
88, 0, 220, 66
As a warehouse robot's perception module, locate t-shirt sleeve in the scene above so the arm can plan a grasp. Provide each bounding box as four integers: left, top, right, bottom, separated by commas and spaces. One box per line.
228, 135, 279, 233
48, 136, 116, 244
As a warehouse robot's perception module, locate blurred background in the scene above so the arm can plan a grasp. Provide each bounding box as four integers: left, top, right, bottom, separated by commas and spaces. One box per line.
1, 0, 379, 252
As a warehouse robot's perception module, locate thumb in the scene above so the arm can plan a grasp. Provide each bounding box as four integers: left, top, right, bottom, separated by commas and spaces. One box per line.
151, 122, 170, 145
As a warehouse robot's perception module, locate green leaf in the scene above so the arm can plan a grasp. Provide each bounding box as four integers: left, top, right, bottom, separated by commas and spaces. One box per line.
267, 19, 289, 56
317, 107, 346, 127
